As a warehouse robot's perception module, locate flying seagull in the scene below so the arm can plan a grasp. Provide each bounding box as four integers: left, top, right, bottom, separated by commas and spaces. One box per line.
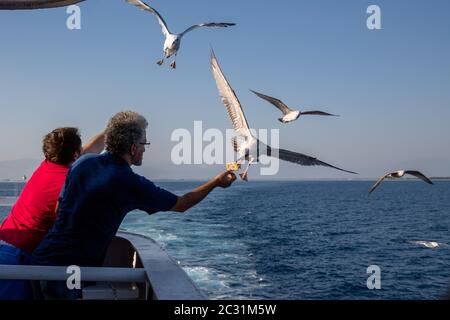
126, 0, 235, 69
369, 170, 433, 194
210, 51, 357, 181
0, 0, 85, 10
250, 90, 338, 124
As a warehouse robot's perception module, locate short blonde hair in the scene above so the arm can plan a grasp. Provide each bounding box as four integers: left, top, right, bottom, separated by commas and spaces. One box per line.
105, 111, 148, 156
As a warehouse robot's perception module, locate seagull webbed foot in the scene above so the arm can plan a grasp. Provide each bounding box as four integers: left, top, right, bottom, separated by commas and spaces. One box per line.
170, 61, 177, 69
156, 59, 164, 66
239, 172, 249, 182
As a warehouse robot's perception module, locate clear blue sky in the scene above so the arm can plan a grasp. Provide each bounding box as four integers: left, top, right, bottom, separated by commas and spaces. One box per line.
1, 0, 449, 180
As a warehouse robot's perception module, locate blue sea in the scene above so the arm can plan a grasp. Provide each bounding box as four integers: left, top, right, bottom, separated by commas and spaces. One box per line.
1, 180, 449, 300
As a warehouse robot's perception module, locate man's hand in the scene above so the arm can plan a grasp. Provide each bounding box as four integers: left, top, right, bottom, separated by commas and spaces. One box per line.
214, 171, 237, 189
170, 171, 237, 213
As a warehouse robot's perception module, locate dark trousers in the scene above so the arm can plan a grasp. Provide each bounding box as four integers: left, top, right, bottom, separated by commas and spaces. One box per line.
37, 280, 82, 300
0, 243, 33, 300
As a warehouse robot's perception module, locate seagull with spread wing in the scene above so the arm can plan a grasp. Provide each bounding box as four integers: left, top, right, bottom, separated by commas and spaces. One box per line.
250, 90, 338, 124
210, 51, 357, 181
126, 0, 235, 69
369, 170, 433, 194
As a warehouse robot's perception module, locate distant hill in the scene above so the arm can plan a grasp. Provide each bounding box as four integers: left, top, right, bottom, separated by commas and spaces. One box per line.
0, 159, 40, 181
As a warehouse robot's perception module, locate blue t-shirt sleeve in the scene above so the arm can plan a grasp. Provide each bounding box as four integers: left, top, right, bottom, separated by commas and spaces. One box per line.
133, 175, 179, 215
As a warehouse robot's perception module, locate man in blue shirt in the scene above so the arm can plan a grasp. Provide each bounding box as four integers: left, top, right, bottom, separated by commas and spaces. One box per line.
30, 111, 236, 299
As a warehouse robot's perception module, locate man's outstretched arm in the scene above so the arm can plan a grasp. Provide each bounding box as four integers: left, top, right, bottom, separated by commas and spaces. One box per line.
81, 130, 105, 155
170, 171, 237, 213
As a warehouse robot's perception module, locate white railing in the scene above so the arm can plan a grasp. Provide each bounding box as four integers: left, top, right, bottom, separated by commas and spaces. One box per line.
0, 265, 147, 282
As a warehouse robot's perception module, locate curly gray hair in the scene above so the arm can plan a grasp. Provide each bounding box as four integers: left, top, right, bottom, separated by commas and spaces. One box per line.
105, 111, 148, 156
